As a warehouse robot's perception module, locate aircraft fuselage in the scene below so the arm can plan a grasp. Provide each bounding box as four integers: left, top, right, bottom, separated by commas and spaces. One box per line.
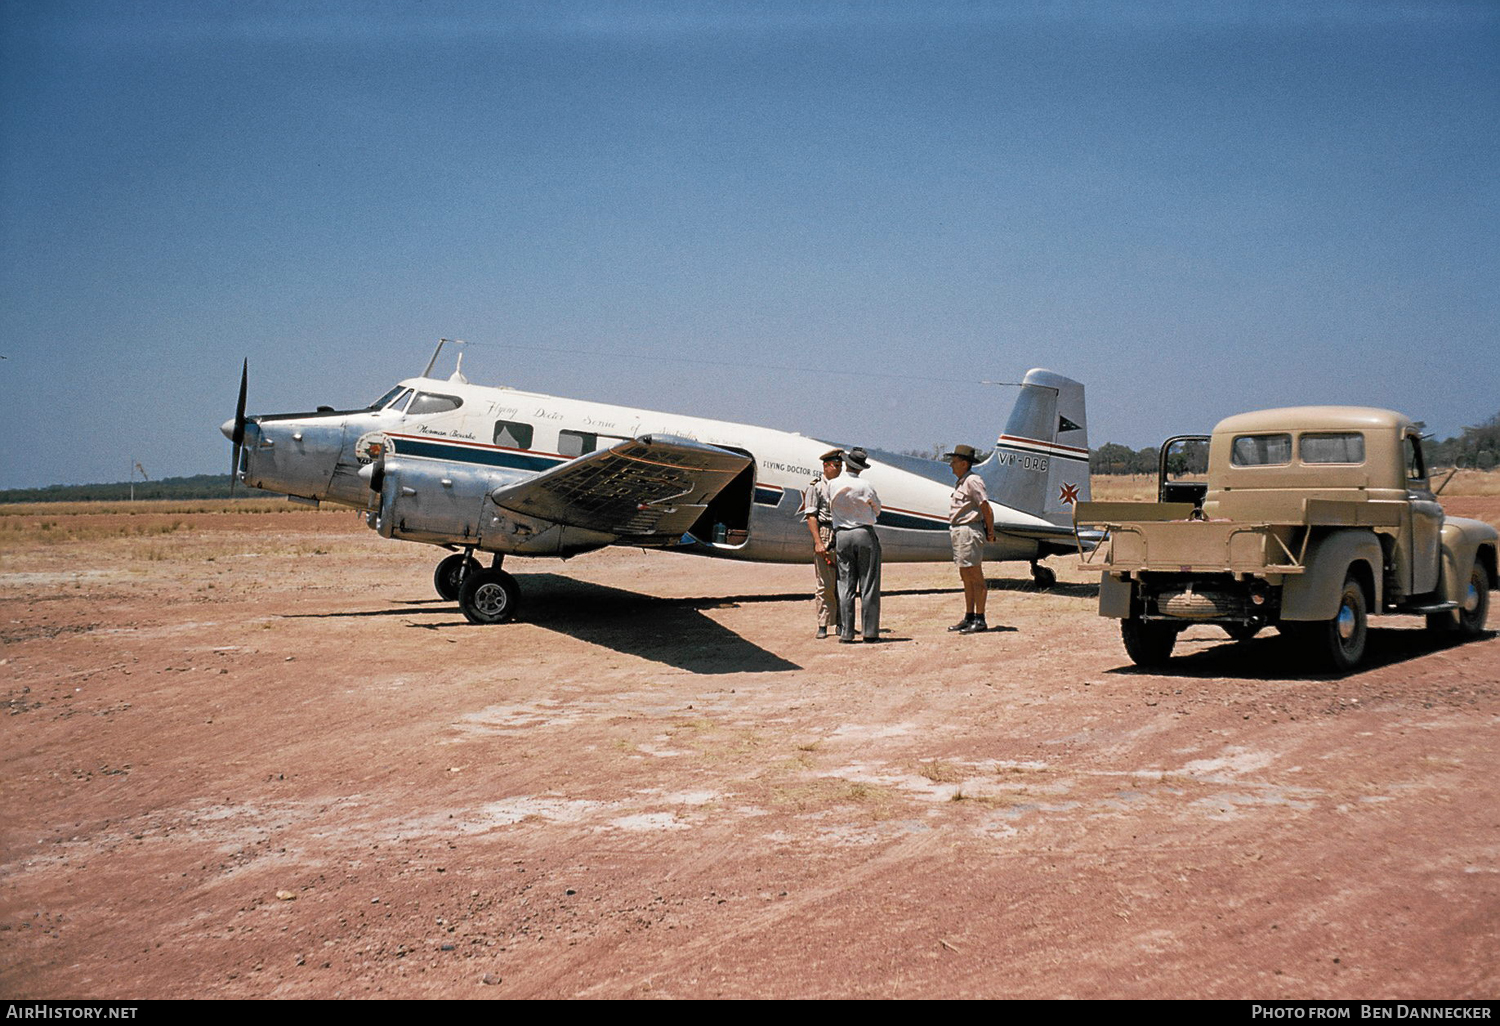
235, 375, 1071, 566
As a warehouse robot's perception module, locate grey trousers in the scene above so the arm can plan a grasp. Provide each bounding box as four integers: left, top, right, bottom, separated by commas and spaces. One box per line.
836, 525, 881, 640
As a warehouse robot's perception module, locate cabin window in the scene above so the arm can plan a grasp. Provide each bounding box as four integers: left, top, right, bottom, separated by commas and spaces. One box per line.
407, 392, 463, 416
390, 389, 415, 413
494, 421, 533, 450
1405, 435, 1428, 485
558, 430, 598, 458
368, 385, 407, 410
1230, 433, 1292, 467
1300, 432, 1365, 465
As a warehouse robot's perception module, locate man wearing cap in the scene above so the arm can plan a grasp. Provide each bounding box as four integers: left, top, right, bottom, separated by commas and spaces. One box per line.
946, 444, 995, 634
797, 448, 843, 639
830, 446, 882, 643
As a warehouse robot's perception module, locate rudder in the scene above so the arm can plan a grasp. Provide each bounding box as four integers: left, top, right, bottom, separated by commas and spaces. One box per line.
977, 368, 1091, 526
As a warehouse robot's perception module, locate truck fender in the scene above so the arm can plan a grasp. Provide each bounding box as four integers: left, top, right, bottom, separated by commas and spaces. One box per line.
1280, 528, 1383, 622
1438, 517, 1500, 604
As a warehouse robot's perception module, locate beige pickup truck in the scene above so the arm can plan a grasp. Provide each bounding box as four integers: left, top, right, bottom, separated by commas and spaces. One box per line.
1075, 407, 1497, 672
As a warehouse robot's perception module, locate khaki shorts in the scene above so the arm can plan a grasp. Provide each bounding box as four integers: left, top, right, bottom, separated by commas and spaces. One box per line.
950, 524, 986, 568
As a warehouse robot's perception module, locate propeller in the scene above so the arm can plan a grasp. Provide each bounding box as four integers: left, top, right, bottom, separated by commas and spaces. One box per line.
227, 359, 247, 495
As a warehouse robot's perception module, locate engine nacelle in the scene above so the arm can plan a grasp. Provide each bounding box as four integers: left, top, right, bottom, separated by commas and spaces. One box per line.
371, 458, 613, 556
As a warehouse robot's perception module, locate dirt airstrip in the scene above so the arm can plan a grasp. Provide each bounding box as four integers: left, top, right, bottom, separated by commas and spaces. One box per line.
2, 499, 1497, 999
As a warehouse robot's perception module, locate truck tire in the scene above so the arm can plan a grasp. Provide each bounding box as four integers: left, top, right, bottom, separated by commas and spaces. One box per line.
1317, 575, 1368, 673
1426, 562, 1490, 638
1456, 562, 1490, 637
1121, 618, 1177, 667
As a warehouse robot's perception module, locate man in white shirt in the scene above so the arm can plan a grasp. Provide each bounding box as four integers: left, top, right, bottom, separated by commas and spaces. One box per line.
830, 447, 882, 643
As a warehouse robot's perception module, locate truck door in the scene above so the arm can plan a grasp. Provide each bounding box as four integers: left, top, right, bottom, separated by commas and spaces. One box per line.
1404, 433, 1442, 596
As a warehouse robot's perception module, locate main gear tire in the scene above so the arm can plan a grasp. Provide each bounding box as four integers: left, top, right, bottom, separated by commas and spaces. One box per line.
458, 568, 522, 625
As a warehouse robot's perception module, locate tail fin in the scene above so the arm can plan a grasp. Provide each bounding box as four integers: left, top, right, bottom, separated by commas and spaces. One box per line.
977, 368, 1091, 526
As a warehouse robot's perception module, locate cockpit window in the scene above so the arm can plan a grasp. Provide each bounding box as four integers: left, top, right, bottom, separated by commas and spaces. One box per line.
391, 389, 414, 412
407, 392, 462, 416
368, 385, 407, 410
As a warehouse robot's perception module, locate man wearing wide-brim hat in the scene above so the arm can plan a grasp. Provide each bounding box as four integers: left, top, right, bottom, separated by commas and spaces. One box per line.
944, 444, 995, 634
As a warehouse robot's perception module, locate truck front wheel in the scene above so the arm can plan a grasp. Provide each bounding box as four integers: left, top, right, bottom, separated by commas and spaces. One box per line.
1319, 575, 1368, 672
1456, 563, 1490, 637
1121, 618, 1177, 667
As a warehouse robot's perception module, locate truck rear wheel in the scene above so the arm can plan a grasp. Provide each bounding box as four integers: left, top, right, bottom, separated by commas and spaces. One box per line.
1121, 618, 1177, 667
1318, 575, 1368, 672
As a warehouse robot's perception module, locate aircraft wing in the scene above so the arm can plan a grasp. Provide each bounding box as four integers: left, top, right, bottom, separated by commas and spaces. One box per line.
992, 521, 1102, 556
488, 434, 752, 538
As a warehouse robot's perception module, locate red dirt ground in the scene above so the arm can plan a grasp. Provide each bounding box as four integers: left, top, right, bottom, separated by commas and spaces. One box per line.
2, 500, 1497, 999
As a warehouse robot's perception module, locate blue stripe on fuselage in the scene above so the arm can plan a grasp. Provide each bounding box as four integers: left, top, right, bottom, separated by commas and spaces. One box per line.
392, 437, 565, 473
876, 509, 948, 532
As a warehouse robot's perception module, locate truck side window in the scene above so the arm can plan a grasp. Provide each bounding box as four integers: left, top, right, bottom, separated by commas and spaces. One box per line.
1300, 432, 1365, 464
494, 421, 533, 450
1405, 435, 1427, 486
1230, 433, 1292, 466
559, 430, 598, 458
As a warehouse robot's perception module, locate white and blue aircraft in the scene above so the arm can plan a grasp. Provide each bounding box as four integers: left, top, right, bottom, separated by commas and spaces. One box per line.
222, 341, 1092, 625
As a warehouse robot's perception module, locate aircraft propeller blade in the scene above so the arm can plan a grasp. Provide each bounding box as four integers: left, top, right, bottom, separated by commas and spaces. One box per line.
229, 359, 248, 496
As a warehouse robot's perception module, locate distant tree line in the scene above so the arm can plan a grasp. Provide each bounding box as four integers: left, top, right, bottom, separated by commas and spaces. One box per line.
1089, 410, 1500, 475
0, 474, 276, 504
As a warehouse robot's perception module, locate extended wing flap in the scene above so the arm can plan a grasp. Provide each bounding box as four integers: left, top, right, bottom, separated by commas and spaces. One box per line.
489, 434, 752, 537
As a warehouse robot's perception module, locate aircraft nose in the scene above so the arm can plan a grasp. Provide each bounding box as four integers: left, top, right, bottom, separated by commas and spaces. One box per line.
220, 418, 236, 441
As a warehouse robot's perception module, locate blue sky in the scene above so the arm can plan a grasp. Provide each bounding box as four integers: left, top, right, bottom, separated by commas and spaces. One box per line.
1, 0, 1496, 489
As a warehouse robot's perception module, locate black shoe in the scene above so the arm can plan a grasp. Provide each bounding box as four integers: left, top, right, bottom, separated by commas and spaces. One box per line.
959, 618, 988, 634
948, 615, 973, 632
838, 636, 861, 644
816, 627, 828, 639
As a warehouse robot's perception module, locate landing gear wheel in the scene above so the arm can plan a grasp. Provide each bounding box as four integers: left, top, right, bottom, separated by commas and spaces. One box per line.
1030, 563, 1057, 589
1318, 575, 1367, 672
434, 552, 482, 601
458, 568, 521, 625
1224, 623, 1261, 642
1121, 618, 1177, 667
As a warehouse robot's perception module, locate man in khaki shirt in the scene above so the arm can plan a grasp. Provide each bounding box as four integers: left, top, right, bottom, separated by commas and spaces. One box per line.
797, 448, 843, 638
945, 444, 995, 634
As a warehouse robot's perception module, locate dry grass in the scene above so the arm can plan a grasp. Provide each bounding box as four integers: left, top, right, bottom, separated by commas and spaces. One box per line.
0, 517, 192, 546
1089, 475, 1158, 502
1434, 469, 1500, 497
916, 760, 963, 783
768, 778, 894, 815
0, 498, 338, 517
